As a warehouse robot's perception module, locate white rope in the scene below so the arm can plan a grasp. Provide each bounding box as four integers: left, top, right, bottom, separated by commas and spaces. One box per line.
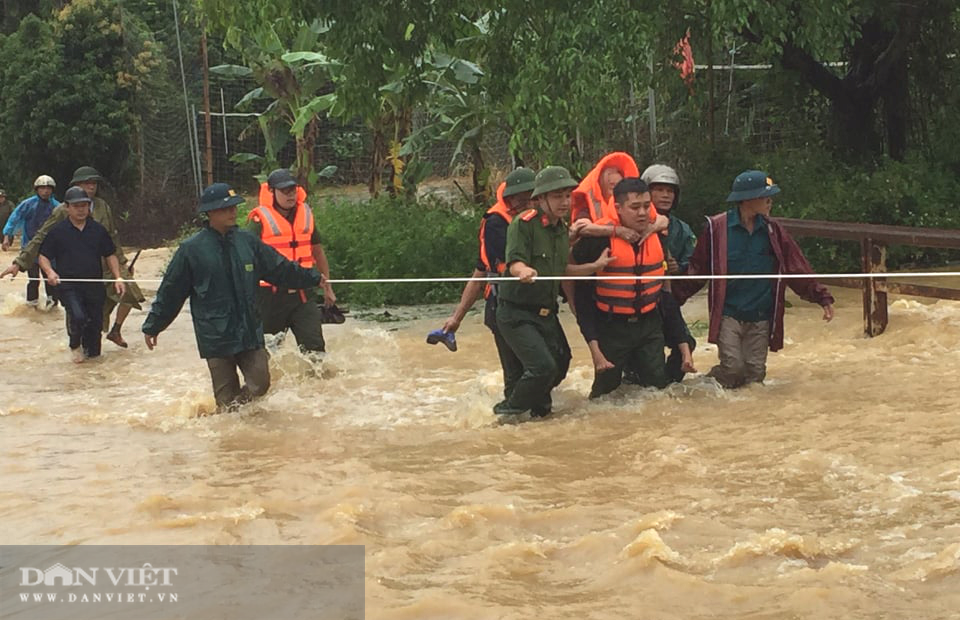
3, 272, 960, 285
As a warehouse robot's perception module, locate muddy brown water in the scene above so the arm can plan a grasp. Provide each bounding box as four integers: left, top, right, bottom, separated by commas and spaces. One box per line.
1, 248, 958, 619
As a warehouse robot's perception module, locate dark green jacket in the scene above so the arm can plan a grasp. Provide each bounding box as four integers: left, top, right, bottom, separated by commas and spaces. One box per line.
498, 207, 569, 308
664, 214, 697, 271
142, 226, 321, 358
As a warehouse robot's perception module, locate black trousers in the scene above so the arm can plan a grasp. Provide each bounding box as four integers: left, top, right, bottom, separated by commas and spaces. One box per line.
26, 262, 58, 304
59, 284, 105, 357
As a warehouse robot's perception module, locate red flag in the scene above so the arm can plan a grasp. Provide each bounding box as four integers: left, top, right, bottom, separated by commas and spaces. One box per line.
673, 29, 695, 94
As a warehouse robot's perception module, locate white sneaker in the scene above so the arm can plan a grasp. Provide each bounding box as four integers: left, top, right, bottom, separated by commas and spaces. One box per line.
26, 299, 39, 307
71, 348, 86, 364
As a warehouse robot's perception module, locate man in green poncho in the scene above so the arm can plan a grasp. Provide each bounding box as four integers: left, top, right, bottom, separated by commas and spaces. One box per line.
142, 183, 324, 410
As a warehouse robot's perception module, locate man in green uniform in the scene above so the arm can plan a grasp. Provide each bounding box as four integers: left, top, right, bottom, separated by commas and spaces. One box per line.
246, 168, 336, 356
0, 188, 12, 236
142, 183, 324, 411
0, 166, 146, 347
494, 166, 613, 418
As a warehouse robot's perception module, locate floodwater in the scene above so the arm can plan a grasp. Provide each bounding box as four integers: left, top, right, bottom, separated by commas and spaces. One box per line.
1, 248, 959, 619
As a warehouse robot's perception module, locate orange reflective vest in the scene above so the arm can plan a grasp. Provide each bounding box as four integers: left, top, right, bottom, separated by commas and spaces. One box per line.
478, 182, 515, 299
571, 152, 640, 223
595, 221, 665, 315
248, 183, 315, 300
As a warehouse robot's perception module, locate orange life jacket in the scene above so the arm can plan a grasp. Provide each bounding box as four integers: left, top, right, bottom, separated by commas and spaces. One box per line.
478, 182, 515, 299
571, 152, 640, 223
248, 183, 315, 299
595, 219, 666, 315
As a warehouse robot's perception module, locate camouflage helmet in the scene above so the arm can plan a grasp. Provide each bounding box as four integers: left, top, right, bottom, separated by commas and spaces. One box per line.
501, 167, 536, 197
531, 166, 578, 198
640, 164, 680, 187
70, 166, 103, 185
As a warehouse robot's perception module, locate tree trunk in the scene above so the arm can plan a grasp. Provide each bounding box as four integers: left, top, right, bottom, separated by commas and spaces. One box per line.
470, 139, 487, 205
705, 1, 716, 147
881, 56, 910, 161
200, 32, 214, 186
295, 117, 318, 191
368, 125, 386, 197
830, 86, 881, 162
389, 106, 413, 196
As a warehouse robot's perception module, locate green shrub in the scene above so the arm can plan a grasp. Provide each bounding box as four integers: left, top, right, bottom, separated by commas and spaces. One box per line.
674, 144, 960, 273
316, 194, 483, 307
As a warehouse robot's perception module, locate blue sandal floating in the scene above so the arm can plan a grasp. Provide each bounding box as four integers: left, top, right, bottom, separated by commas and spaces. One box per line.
426, 328, 457, 352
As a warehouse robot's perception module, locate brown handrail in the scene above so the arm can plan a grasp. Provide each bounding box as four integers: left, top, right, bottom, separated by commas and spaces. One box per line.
773, 217, 960, 336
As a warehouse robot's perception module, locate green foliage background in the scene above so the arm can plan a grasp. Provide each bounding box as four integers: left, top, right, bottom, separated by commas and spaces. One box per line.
2, 0, 959, 307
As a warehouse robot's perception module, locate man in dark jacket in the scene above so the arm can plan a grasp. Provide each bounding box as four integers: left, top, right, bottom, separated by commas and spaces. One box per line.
142, 183, 323, 410
673, 170, 834, 388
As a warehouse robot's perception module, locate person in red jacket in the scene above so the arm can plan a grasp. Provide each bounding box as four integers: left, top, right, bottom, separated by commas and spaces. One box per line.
673, 170, 834, 388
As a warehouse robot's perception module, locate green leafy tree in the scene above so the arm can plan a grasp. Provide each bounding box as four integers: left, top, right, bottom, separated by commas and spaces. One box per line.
0, 0, 167, 194
212, 20, 338, 190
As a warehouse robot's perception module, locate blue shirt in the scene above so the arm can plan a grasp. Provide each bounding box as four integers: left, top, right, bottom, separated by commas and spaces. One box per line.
3, 194, 61, 244
723, 208, 776, 322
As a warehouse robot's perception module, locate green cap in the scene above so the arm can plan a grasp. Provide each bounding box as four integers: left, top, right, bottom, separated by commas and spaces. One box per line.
502, 167, 536, 197
726, 170, 780, 202
199, 182, 245, 213
531, 166, 578, 198
70, 166, 103, 185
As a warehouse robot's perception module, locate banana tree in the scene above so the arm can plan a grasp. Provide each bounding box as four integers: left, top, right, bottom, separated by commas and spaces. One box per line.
401, 49, 489, 202
211, 20, 338, 190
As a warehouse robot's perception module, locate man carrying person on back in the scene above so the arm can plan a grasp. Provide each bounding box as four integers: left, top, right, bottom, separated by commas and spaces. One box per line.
572, 177, 696, 396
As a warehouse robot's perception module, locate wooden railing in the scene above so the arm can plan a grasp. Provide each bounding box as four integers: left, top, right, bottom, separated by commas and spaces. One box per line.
776, 218, 960, 336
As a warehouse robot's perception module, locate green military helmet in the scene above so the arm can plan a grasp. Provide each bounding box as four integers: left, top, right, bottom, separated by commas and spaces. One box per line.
70, 166, 103, 185
726, 170, 780, 202
531, 166, 578, 198
501, 167, 536, 197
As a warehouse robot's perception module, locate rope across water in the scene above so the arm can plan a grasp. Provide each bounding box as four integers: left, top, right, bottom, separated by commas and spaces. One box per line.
2, 272, 960, 285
